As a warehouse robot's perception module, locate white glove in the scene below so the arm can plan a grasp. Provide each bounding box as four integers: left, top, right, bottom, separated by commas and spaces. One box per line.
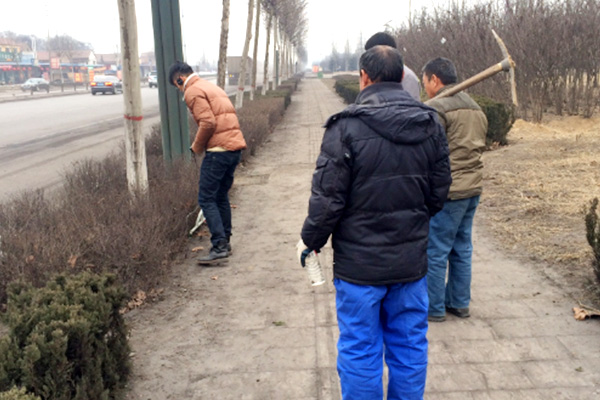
296, 239, 309, 265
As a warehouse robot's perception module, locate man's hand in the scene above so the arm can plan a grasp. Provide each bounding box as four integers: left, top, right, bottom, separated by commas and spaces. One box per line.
296, 239, 318, 267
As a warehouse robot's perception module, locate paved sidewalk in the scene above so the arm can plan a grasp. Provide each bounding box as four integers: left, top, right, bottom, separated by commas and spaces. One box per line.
126, 79, 600, 399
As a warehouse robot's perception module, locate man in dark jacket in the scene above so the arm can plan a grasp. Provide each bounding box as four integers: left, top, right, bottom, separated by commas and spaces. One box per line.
298, 46, 452, 400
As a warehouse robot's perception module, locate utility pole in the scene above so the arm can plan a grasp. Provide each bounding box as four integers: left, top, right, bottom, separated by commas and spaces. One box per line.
117, 0, 149, 195
151, 0, 189, 162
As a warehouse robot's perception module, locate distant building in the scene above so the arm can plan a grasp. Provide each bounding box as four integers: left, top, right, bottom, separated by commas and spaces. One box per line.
36, 50, 96, 83
0, 41, 37, 84
139, 51, 155, 77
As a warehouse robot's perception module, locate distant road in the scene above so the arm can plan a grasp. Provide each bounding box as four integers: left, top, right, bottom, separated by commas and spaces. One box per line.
0, 87, 160, 201
0, 75, 262, 201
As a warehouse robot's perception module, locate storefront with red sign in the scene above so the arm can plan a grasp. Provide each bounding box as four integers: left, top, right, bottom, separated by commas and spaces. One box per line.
0, 64, 41, 85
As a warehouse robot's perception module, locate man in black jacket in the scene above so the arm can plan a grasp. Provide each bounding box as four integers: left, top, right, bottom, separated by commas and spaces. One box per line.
298, 46, 452, 399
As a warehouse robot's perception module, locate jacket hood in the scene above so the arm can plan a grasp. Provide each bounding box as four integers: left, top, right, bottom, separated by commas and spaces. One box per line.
326, 82, 439, 145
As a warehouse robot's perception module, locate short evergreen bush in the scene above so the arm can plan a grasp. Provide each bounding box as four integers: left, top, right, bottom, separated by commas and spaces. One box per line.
0, 387, 40, 400
0, 273, 130, 400
585, 198, 600, 282
331, 79, 515, 147
264, 88, 292, 109
333, 77, 360, 104
472, 95, 515, 146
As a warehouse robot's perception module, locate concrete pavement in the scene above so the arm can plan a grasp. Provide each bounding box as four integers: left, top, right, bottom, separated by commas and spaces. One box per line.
126, 78, 600, 399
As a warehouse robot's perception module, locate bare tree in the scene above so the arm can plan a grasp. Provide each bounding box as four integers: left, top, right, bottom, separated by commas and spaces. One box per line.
235, 0, 254, 109
250, 0, 261, 100
262, 11, 273, 95
117, 0, 148, 196
277, 0, 307, 78
217, 0, 231, 89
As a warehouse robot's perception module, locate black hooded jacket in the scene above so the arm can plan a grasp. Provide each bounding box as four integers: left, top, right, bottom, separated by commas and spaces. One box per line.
301, 82, 452, 285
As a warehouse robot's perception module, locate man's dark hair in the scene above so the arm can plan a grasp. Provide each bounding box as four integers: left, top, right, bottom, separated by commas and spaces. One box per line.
422, 57, 458, 85
365, 32, 397, 50
359, 46, 404, 84
168, 61, 194, 86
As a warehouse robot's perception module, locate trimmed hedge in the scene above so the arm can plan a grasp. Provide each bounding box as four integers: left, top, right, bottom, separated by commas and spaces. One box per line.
0, 388, 40, 400
0, 273, 130, 400
471, 95, 515, 146
332, 77, 515, 146
333, 76, 360, 104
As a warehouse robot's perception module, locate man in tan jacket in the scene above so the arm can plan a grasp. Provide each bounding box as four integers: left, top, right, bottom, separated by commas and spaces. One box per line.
422, 57, 488, 322
169, 61, 247, 262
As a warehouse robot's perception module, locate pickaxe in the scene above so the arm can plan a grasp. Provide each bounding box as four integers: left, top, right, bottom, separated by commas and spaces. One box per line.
428, 29, 518, 107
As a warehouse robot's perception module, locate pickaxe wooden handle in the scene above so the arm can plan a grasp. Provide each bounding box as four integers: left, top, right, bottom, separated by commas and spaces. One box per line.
428, 29, 518, 106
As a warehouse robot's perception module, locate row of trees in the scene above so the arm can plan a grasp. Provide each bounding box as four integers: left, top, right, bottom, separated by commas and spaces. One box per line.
314, 0, 600, 122
394, 0, 600, 121
216, 0, 308, 109
319, 37, 364, 73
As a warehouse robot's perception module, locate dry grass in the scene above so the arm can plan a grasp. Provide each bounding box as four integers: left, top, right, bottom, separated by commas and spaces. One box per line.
479, 115, 600, 301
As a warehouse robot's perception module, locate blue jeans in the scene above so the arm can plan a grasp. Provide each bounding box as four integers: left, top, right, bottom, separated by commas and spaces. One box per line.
334, 277, 428, 400
198, 151, 241, 248
427, 195, 480, 317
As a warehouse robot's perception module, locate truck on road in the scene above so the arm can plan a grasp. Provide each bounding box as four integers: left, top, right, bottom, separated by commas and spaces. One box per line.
227, 56, 253, 86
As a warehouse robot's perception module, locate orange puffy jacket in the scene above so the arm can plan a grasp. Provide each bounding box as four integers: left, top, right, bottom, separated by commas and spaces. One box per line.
183, 75, 247, 154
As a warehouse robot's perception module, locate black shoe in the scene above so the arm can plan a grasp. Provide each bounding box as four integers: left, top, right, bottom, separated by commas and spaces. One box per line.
198, 245, 228, 263
428, 315, 446, 323
446, 306, 470, 318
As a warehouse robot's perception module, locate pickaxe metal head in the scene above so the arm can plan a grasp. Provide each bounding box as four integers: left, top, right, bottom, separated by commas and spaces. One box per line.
427, 29, 518, 107
492, 29, 518, 107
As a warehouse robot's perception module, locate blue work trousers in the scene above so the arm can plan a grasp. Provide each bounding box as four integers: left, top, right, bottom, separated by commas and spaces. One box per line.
198, 150, 241, 248
334, 277, 428, 400
427, 195, 480, 317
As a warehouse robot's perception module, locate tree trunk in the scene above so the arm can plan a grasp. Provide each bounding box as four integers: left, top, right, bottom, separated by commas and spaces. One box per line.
273, 20, 279, 89
117, 0, 149, 196
250, 0, 261, 100
282, 39, 288, 80
217, 0, 230, 89
235, 0, 254, 109
262, 14, 272, 96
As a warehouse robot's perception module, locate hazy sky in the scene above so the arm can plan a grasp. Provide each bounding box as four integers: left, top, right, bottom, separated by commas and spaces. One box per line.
1, 0, 448, 66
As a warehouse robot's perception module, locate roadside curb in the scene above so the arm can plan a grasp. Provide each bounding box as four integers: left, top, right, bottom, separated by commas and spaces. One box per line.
0, 89, 91, 104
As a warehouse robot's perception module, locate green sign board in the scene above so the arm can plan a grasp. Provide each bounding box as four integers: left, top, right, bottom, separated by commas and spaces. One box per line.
0, 49, 18, 62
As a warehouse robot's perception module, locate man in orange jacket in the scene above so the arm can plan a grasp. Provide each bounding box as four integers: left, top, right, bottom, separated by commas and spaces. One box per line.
169, 61, 247, 262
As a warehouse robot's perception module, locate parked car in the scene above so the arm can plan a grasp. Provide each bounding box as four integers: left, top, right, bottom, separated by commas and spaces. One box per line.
91, 75, 122, 95
148, 72, 158, 88
21, 78, 50, 93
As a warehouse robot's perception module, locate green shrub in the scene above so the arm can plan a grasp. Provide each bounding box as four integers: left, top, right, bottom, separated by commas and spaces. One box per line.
331, 80, 515, 147
0, 387, 40, 400
0, 273, 130, 400
472, 95, 515, 146
585, 198, 600, 282
333, 76, 360, 104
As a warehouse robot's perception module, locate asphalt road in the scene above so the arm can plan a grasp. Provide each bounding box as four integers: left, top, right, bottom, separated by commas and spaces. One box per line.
0, 87, 161, 201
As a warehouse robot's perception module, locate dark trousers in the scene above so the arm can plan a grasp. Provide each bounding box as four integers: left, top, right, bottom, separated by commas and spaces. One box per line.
198, 150, 241, 248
